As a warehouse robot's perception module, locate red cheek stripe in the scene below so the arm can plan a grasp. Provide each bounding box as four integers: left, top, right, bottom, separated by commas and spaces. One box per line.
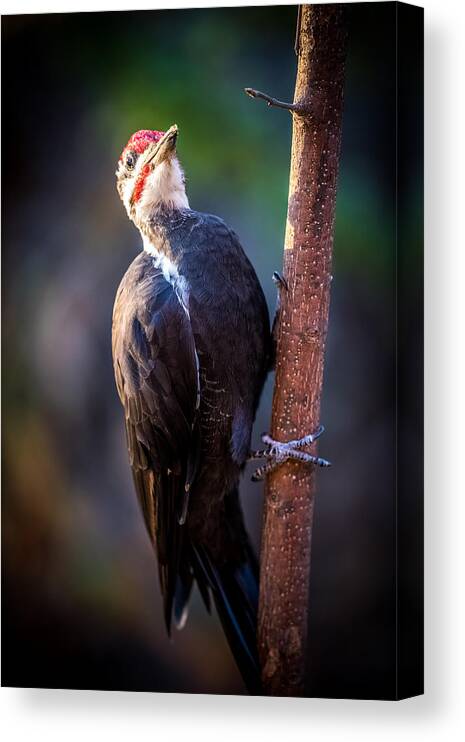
132, 164, 152, 204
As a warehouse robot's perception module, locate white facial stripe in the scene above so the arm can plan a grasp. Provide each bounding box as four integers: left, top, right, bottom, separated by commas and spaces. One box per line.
122, 177, 133, 216
120, 150, 150, 217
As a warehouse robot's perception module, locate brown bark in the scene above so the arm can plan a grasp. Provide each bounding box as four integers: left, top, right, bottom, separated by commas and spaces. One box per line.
254, 5, 347, 696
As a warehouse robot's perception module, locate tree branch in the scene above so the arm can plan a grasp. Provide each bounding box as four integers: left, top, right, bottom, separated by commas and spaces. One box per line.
244, 87, 304, 114
248, 4, 347, 697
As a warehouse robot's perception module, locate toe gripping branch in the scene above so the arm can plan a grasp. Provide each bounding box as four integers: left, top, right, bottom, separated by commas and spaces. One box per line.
249, 425, 331, 482
272, 271, 288, 292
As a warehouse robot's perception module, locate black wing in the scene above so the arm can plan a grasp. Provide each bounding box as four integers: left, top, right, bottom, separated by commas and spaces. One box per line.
112, 254, 200, 631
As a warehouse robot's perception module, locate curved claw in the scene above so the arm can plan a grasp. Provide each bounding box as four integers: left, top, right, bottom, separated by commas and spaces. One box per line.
272, 271, 288, 291
250, 426, 331, 481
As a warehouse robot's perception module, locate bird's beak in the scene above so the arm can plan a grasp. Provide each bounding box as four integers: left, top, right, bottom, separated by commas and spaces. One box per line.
141, 124, 178, 168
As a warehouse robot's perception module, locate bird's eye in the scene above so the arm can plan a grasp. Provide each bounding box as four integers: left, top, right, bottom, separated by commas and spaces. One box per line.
125, 153, 136, 170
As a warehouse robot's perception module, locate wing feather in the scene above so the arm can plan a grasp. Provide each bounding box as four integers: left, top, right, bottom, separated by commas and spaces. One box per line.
112, 254, 200, 631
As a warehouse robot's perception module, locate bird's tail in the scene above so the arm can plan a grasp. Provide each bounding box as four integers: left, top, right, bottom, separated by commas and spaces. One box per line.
191, 539, 261, 695
173, 487, 262, 695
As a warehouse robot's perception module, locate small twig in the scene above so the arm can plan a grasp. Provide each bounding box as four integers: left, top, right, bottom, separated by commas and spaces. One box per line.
244, 87, 303, 114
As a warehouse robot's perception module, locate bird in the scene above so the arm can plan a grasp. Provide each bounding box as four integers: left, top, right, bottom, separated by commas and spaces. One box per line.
112, 124, 271, 694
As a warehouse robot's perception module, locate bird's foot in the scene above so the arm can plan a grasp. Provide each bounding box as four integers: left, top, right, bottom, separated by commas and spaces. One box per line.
249, 425, 331, 482
270, 272, 288, 371
272, 271, 288, 292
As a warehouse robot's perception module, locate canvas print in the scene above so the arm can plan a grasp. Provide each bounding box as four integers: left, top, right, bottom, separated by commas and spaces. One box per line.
2, 2, 424, 699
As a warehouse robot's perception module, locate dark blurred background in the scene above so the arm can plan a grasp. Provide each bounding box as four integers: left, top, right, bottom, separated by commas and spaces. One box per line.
2, 3, 422, 698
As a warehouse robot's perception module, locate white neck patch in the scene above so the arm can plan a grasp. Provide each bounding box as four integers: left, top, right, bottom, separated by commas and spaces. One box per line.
143, 236, 190, 315
143, 236, 200, 413
134, 157, 189, 223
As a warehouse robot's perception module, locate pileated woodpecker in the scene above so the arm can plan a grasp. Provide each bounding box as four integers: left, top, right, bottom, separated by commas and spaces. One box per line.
112, 125, 270, 693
